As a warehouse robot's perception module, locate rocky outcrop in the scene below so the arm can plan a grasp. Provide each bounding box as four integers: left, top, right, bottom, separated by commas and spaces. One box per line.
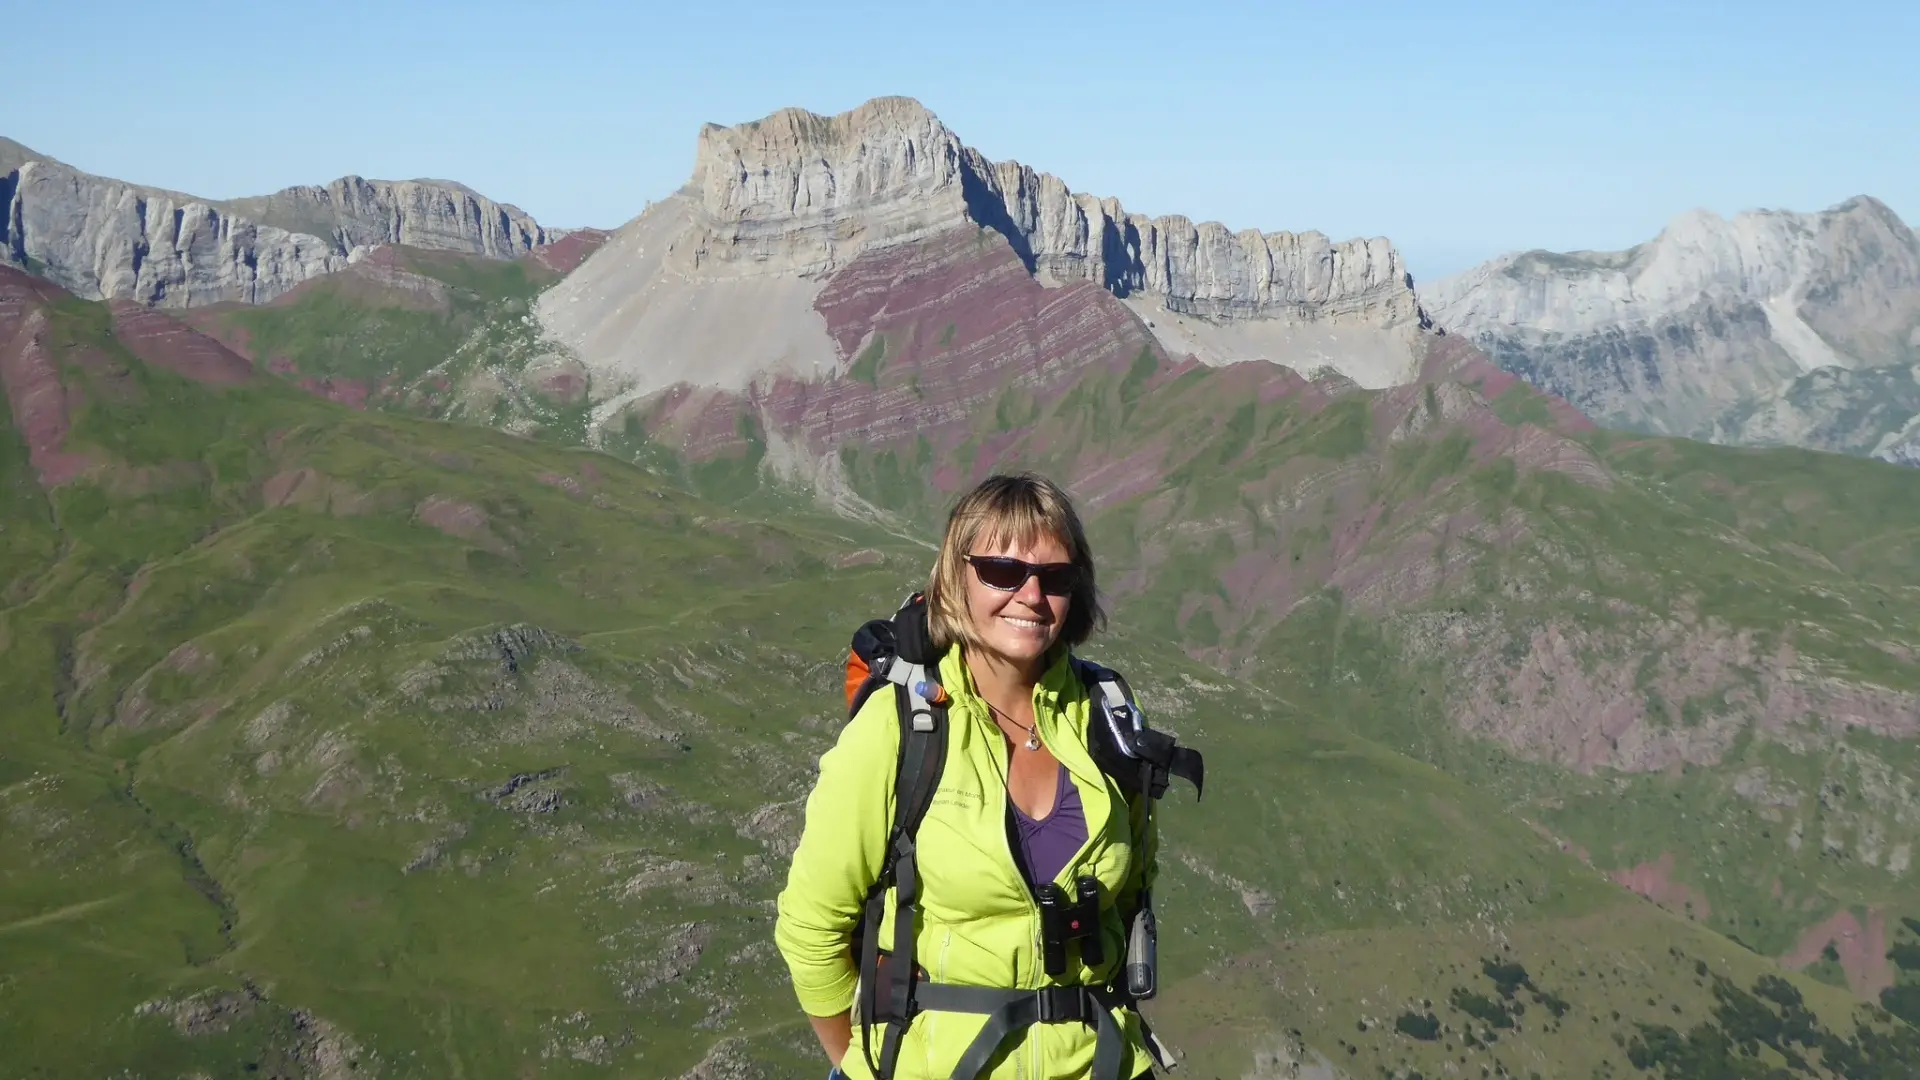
215, 176, 555, 261
1422, 197, 1920, 446
3, 159, 349, 306
1880, 418, 1920, 466
981, 158, 1414, 325
1711, 362, 1920, 461
543, 97, 1426, 399
1, 144, 560, 307
685, 98, 974, 277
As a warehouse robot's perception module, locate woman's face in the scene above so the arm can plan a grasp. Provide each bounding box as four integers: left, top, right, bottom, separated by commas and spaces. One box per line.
964, 531, 1074, 674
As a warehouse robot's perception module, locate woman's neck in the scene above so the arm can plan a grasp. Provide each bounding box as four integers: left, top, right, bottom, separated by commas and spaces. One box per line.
965, 646, 1046, 713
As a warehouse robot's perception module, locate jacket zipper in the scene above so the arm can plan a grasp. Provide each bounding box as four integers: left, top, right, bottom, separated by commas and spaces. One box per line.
974, 674, 1108, 1078
998, 693, 1055, 1080
986, 706, 1045, 964
1027, 685, 1129, 1080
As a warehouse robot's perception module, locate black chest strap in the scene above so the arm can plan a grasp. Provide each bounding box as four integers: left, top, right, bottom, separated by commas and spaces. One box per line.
920, 982, 1132, 1080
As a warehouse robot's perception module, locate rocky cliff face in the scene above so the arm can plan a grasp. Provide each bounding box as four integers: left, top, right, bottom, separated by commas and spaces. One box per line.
980, 157, 1414, 326
1421, 197, 1920, 450
1710, 362, 1920, 464
543, 96, 1427, 401
1880, 417, 1920, 466
685, 98, 1415, 322
215, 176, 555, 262
1, 145, 560, 307
684, 98, 974, 276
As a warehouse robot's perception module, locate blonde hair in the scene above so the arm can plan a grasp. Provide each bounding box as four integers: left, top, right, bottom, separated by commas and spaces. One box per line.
925, 473, 1104, 652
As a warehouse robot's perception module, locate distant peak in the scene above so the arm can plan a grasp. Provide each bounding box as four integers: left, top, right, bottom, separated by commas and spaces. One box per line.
1828, 194, 1911, 232
1660, 206, 1730, 236
739, 95, 936, 126
698, 96, 948, 153
689, 96, 965, 232
1645, 197, 1915, 247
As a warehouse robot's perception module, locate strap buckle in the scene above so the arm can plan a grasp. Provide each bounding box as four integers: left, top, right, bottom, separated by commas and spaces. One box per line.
1034, 986, 1087, 1024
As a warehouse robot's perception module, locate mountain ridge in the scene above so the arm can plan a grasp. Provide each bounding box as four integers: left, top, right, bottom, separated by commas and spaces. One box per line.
1422, 196, 1920, 460
540, 96, 1429, 411
0, 139, 568, 308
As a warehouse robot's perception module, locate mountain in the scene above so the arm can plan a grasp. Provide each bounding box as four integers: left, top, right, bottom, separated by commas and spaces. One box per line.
539, 96, 1427, 416
1, 141, 567, 307
1421, 197, 1920, 461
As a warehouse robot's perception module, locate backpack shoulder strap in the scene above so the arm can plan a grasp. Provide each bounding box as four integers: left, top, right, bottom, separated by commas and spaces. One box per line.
887, 663, 947, 861
1074, 657, 1205, 801
858, 662, 948, 1080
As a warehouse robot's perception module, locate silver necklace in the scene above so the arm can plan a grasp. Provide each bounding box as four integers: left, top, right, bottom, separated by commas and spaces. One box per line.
985, 700, 1041, 751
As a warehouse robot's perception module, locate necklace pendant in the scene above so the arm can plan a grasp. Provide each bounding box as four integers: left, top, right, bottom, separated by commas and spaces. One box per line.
1025, 732, 1041, 751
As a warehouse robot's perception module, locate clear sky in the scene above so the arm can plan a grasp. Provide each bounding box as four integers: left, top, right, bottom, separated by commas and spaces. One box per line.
7, 0, 1915, 282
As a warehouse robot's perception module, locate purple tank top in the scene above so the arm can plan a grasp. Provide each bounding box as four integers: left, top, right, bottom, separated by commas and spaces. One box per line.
1011, 764, 1088, 887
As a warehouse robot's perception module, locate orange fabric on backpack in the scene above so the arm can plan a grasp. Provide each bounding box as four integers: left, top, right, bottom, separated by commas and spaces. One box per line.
844, 651, 871, 712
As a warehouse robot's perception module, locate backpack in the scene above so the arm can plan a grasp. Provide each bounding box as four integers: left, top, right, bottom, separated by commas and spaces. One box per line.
840, 593, 1204, 1080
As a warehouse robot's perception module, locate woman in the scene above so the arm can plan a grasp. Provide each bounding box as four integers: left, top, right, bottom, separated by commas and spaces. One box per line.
775, 473, 1159, 1080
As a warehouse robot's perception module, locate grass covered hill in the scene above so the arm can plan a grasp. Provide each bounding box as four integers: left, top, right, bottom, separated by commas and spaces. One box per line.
7, 243, 1920, 1080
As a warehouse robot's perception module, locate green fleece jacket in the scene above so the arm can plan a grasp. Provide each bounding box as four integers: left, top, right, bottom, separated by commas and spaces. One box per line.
774, 644, 1157, 1080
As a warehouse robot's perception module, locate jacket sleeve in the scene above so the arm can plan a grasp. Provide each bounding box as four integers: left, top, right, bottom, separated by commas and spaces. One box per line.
774, 692, 900, 1017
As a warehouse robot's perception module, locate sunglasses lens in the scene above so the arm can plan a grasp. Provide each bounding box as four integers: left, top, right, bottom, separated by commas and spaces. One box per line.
1036, 566, 1079, 596
971, 557, 1029, 590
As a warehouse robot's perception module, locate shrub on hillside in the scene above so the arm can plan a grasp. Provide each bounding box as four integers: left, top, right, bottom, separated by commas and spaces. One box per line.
1451, 988, 1518, 1029
1481, 958, 1531, 998
1881, 984, 1920, 1029
1887, 941, 1920, 972
1394, 1011, 1441, 1041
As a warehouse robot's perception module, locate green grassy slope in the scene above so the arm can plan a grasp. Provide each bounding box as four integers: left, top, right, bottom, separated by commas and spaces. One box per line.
10, 287, 1919, 1078
185, 247, 594, 442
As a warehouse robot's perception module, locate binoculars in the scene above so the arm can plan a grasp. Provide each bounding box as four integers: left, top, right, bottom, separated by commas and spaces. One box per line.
1035, 877, 1159, 999
1035, 876, 1104, 976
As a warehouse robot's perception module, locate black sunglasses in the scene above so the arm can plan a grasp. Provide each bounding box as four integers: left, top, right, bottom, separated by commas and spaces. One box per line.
965, 555, 1081, 596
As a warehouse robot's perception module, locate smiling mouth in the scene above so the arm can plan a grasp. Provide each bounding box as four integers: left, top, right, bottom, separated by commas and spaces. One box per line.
1000, 615, 1050, 630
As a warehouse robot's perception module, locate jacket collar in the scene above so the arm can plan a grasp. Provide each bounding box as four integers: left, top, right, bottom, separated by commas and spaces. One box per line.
937, 644, 1102, 780
936, 642, 1075, 713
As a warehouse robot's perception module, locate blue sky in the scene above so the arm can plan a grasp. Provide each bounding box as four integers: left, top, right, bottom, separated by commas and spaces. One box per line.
7, 0, 1914, 281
